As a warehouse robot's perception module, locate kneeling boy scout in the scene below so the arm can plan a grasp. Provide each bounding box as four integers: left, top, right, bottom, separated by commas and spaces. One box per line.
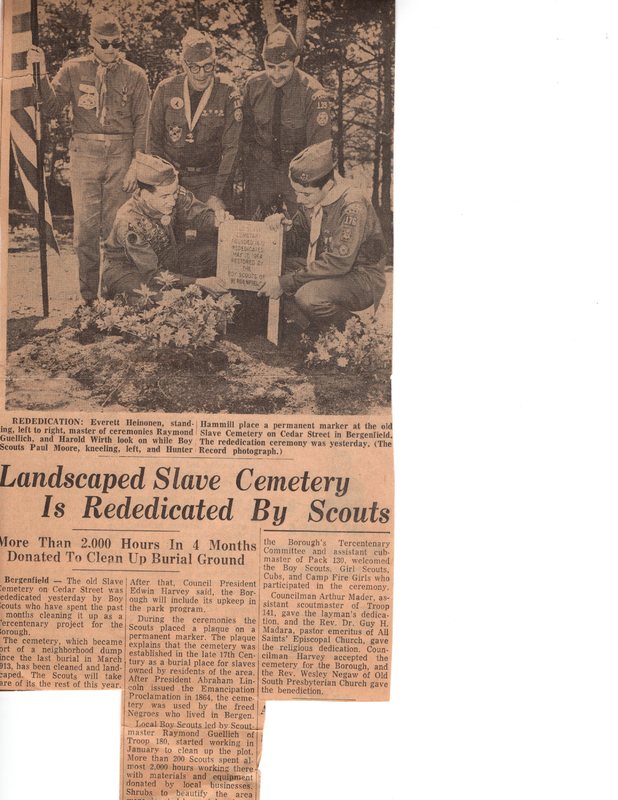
259, 140, 386, 331
101, 153, 229, 301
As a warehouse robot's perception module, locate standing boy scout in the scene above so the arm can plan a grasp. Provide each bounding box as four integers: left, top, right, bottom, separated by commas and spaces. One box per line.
27, 12, 150, 304
242, 23, 332, 219
101, 153, 230, 302
259, 140, 386, 332
148, 28, 242, 273
148, 28, 242, 206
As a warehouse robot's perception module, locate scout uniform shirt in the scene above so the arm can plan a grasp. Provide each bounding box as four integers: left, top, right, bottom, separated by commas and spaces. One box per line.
280, 177, 386, 305
38, 54, 149, 150
101, 187, 218, 297
242, 68, 331, 170
148, 74, 242, 199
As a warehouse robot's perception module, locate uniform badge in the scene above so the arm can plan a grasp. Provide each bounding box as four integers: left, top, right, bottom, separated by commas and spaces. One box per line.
121, 86, 128, 107
317, 97, 329, 110
234, 108, 243, 122
343, 213, 358, 226
342, 229, 352, 241
317, 111, 329, 127
78, 93, 96, 110
186, 131, 195, 143
160, 215, 171, 226
168, 125, 182, 143
170, 96, 184, 110
338, 244, 349, 256
270, 31, 288, 47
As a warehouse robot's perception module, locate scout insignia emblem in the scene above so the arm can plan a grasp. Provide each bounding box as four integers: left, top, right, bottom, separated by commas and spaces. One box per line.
317, 111, 329, 126
185, 131, 194, 143
171, 96, 184, 110
339, 244, 349, 256
234, 108, 243, 122
78, 93, 96, 110
342, 229, 352, 241
168, 125, 182, 143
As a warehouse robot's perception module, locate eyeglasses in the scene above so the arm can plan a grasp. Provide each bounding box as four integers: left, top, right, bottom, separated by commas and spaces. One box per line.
95, 38, 123, 50
185, 61, 215, 75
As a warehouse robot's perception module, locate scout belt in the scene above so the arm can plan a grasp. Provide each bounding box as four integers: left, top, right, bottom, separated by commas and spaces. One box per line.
73, 133, 133, 141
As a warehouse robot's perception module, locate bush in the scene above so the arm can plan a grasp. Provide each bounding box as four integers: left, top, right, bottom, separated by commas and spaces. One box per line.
303, 317, 391, 373
73, 279, 239, 354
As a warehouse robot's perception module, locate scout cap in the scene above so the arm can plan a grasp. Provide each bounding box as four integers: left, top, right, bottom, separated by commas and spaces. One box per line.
289, 140, 335, 186
182, 27, 215, 61
90, 12, 122, 38
135, 153, 177, 186
262, 23, 298, 64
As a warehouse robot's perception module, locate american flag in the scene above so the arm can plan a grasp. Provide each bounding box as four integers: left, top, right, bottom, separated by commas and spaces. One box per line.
10, 0, 59, 253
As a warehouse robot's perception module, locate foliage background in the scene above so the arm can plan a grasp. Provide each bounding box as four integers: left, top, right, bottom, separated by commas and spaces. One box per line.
9, 0, 394, 245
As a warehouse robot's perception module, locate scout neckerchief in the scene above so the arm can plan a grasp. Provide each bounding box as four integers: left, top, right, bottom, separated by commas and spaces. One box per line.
94, 54, 122, 126
182, 76, 214, 143
307, 174, 350, 265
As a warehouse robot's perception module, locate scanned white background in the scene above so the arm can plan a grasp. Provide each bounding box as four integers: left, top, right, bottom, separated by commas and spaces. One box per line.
4, 0, 618, 798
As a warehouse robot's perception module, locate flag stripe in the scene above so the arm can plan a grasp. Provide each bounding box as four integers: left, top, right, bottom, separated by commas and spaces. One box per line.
10, 115, 37, 164
12, 51, 28, 72
12, 11, 31, 34
10, 2, 60, 255
10, 84, 34, 111
11, 106, 36, 137
12, 31, 32, 56
11, 140, 55, 229
11, 129, 39, 189
12, 0, 31, 16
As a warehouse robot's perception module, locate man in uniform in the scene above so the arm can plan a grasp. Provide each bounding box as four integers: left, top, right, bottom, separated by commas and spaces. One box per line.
148, 28, 242, 274
259, 140, 386, 332
101, 153, 230, 302
242, 23, 332, 219
148, 28, 242, 206
27, 12, 150, 304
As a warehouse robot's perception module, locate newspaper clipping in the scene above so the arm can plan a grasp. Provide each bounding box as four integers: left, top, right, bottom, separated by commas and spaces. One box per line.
0, 1, 394, 797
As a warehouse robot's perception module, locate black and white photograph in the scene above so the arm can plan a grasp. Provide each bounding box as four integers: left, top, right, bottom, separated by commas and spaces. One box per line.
5, 0, 394, 414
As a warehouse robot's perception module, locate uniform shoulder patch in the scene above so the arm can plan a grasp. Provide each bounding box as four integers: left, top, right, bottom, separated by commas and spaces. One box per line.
342, 201, 364, 227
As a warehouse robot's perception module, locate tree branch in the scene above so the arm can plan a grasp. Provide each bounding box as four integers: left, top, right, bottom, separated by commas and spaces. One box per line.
261, 0, 278, 33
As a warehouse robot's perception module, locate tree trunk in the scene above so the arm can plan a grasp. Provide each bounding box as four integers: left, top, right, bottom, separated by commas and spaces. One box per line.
336, 54, 345, 176
296, 0, 309, 51
372, 53, 383, 209
380, 2, 394, 221
261, 0, 278, 33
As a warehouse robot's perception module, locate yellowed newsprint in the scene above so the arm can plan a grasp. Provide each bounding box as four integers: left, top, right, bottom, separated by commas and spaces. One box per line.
0, 1, 394, 798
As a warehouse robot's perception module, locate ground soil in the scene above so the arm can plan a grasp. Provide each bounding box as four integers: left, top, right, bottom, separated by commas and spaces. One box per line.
5, 237, 392, 415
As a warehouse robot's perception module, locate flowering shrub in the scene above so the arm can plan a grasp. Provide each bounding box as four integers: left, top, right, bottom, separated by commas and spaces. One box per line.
73, 281, 238, 353
303, 317, 391, 373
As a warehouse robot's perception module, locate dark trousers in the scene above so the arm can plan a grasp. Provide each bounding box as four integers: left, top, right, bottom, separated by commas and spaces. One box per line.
283, 260, 375, 331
